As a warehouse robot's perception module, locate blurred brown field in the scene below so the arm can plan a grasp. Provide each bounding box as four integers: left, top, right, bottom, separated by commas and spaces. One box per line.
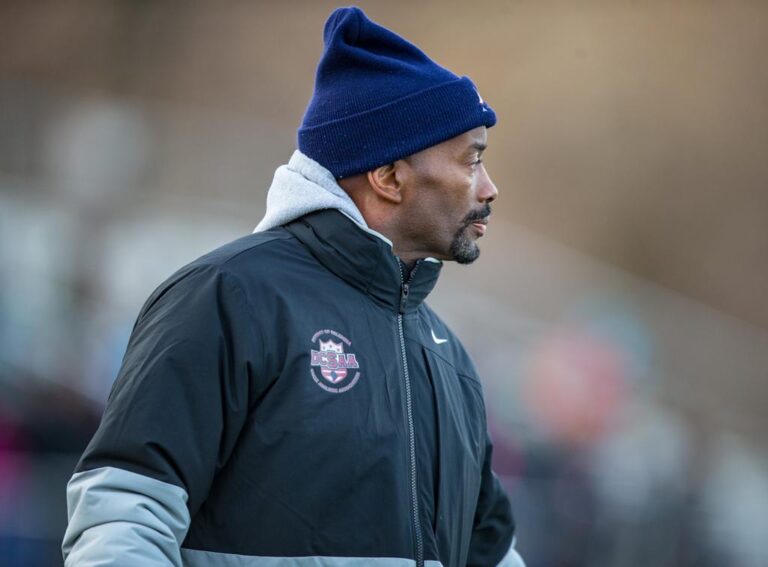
0, 2, 766, 566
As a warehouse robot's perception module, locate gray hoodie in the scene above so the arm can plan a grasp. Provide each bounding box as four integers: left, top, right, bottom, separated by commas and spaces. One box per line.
255, 150, 369, 233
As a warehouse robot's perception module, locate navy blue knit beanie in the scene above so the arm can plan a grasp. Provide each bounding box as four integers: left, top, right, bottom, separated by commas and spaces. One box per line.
298, 6, 497, 179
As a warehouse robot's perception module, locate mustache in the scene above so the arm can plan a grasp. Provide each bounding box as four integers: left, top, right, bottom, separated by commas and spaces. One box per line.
462, 204, 492, 226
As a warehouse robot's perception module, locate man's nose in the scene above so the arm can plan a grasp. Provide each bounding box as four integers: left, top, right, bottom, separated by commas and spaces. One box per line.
478, 164, 498, 204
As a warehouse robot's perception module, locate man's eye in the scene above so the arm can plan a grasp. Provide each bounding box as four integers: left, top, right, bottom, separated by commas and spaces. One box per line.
471, 159, 483, 167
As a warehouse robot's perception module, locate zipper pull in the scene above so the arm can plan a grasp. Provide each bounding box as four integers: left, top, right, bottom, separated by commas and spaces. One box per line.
399, 283, 410, 315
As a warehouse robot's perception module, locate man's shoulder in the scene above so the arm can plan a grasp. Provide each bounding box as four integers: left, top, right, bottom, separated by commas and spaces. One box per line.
178, 226, 320, 284
191, 227, 297, 271
138, 228, 308, 317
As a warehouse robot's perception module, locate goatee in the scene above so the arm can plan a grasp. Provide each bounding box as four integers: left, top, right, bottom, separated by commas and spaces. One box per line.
449, 205, 491, 265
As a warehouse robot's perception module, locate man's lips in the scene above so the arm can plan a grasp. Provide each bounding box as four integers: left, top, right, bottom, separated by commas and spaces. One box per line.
470, 218, 488, 236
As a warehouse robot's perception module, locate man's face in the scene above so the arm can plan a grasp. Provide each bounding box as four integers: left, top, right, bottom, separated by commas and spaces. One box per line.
397, 126, 498, 264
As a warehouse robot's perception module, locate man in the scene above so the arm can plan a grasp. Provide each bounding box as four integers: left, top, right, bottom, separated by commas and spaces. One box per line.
63, 7, 524, 567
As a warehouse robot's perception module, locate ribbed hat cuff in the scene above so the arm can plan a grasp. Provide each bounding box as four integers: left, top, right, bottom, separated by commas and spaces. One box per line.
298, 77, 497, 179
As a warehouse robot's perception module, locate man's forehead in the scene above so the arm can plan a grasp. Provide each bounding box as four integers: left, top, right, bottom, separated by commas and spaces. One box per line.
458, 126, 488, 152
406, 126, 488, 163
469, 126, 488, 145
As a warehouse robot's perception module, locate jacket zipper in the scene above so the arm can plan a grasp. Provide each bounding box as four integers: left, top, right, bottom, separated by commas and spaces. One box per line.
397, 260, 424, 567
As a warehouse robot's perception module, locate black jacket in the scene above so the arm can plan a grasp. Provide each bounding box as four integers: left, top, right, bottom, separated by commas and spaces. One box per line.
63, 209, 516, 567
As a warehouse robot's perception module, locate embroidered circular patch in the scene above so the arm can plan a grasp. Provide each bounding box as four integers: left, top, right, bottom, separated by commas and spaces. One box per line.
310, 329, 361, 393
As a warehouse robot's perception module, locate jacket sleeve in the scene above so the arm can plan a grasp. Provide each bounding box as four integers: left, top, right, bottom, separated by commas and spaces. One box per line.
62, 265, 260, 566
467, 431, 526, 567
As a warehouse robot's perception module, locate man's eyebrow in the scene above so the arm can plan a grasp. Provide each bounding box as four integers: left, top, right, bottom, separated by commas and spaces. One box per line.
469, 142, 487, 153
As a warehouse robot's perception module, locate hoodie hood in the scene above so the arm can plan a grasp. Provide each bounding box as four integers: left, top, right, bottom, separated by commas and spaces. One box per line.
254, 150, 369, 233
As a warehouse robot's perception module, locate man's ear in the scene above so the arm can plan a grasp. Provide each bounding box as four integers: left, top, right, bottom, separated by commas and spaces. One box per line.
366, 163, 403, 204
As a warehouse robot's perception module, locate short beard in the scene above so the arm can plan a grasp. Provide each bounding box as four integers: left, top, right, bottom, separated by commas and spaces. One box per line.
449, 205, 491, 265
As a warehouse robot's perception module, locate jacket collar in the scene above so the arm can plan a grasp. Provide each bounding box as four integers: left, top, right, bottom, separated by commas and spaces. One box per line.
285, 210, 442, 314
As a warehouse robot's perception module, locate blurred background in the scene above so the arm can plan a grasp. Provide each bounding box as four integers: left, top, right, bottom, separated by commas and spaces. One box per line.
1, 1, 767, 566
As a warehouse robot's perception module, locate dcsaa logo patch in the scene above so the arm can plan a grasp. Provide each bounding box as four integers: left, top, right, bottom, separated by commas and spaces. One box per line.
310, 329, 361, 393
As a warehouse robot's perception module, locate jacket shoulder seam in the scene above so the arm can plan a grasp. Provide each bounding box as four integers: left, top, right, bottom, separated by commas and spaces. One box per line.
216, 230, 295, 268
